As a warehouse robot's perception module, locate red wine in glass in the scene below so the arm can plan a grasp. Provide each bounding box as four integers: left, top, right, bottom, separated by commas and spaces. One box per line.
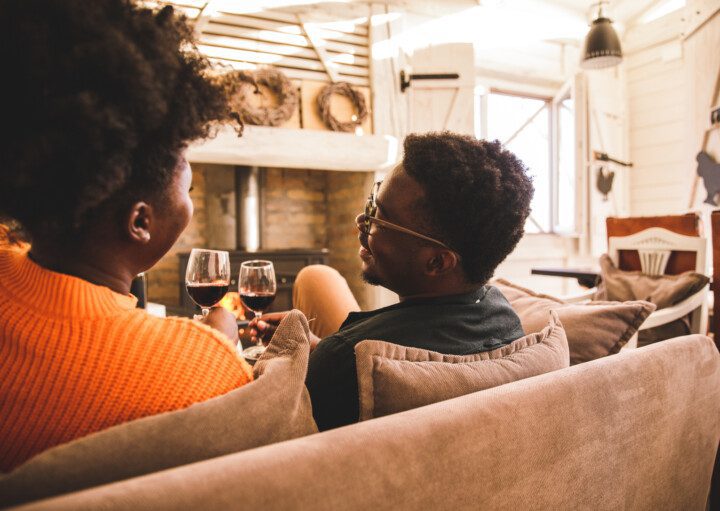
187, 283, 230, 308
239, 292, 275, 313
185, 249, 231, 317
239, 260, 277, 361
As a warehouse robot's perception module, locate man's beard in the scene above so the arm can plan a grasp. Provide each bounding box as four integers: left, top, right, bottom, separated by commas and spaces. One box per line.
360, 270, 383, 286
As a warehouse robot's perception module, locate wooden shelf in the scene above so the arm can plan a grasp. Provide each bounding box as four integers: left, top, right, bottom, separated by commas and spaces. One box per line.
187, 125, 398, 172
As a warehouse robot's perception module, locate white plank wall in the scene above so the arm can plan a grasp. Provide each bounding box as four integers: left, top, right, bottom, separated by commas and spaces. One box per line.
626, 7, 720, 216
685, 11, 720, 210
626, 40, 688, 215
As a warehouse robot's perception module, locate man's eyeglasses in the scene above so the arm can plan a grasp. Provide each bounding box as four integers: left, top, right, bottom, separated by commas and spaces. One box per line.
361, 181, 455, 252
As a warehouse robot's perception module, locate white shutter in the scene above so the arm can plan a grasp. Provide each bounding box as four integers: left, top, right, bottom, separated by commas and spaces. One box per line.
406, 43, 476, 134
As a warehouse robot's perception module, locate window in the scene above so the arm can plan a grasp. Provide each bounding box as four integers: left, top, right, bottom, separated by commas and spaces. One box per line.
475, 88, 577, 234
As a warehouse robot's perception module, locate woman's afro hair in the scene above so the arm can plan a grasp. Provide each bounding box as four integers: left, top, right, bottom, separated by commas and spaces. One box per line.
0, 0, 237, 240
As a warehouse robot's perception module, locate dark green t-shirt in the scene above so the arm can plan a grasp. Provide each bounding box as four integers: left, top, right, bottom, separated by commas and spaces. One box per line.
305, 285, 524, 431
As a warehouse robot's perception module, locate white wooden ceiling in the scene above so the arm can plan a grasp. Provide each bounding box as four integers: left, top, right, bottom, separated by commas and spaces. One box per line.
141, 0, 678, 87
533, 0, 675, 24
396, 0, 675, 24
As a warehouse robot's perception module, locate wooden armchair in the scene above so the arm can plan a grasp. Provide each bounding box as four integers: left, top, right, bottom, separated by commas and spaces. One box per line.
606, 213, 701, 274
565, 214, 709, 349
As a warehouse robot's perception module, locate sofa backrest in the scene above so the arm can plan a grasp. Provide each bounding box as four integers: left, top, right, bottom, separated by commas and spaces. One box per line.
10, 335, 720, 511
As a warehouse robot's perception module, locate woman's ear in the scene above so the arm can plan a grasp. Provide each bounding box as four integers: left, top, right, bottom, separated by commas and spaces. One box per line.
127, 202, 153, 244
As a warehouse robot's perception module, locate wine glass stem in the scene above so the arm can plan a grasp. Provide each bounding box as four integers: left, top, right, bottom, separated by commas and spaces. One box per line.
255, 311, 263, 346
201, 307, 210, 317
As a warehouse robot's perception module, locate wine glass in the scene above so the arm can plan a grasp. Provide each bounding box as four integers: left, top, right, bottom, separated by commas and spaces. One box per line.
239, 260, 277, 360
185, 249, 231, 318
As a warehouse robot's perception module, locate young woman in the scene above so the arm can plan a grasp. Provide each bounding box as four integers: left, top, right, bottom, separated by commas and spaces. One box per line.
0, 0, 252, 472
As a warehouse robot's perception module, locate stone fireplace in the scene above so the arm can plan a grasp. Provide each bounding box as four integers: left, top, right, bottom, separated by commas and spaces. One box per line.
146, 162, 375, 314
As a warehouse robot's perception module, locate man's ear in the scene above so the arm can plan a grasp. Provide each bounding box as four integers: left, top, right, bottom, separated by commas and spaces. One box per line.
424, 250, 459, 276
127, 202, 153, 244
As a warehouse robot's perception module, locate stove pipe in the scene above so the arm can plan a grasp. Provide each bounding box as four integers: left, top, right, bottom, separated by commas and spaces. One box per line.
235, 166, 262, 251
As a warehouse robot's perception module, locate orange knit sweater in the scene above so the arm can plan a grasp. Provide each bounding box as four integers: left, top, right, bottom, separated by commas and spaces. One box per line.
0, 248, 253, 472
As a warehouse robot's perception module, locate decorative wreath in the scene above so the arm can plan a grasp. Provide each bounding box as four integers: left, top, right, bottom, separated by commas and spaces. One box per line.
224, 67, 298, 127
316, 82, 368, 132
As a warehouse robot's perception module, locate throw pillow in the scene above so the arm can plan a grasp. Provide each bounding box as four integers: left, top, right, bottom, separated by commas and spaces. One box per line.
492, 278, 656, 365
0, 309, 318, 507
594, 254, 709, 346
356, 311, 569, 421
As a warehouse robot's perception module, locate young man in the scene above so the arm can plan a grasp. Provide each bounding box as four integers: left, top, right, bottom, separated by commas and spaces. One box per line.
252, 131, 534, 430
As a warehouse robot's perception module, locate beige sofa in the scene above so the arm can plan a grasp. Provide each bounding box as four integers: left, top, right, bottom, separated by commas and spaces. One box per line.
6, 333, 719, 511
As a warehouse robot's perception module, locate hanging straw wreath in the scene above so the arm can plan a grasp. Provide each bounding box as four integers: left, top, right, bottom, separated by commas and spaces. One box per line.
317, 82, 368, 132
223, 67, 298, 127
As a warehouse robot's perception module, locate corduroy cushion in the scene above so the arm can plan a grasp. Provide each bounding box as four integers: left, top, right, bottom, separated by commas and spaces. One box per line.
492, 279, 656, 365
355, 311, 569, 421
594, 254, 709, 346
0, 310, 317, 507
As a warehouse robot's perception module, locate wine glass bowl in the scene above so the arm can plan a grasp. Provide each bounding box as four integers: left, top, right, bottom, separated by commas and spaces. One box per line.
239, 260, 277, 360
185, 249, 231, 317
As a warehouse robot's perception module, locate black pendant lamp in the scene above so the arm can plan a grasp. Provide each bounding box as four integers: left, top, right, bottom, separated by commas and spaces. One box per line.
581, 2, 623, 69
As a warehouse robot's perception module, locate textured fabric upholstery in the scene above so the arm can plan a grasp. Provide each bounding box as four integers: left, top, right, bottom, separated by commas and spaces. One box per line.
493, 279, 655, 364
0, 310, 317, 507
10, 335, 719, 511
355, 311, 568, 420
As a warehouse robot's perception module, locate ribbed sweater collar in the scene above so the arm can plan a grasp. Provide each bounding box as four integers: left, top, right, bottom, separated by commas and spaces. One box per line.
0, 248, 137, 318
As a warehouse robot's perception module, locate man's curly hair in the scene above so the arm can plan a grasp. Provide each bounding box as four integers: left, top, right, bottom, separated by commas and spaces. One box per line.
403, 132, 533, 285
0, 0, 237, 241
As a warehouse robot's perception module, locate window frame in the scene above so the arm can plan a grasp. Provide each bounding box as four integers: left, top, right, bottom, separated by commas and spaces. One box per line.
475, 85, 580, 236
551, 79, 579, 235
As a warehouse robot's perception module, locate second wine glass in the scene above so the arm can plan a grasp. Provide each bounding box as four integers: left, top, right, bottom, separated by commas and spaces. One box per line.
239, 260, 276, 360
185, 249, 231, 318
